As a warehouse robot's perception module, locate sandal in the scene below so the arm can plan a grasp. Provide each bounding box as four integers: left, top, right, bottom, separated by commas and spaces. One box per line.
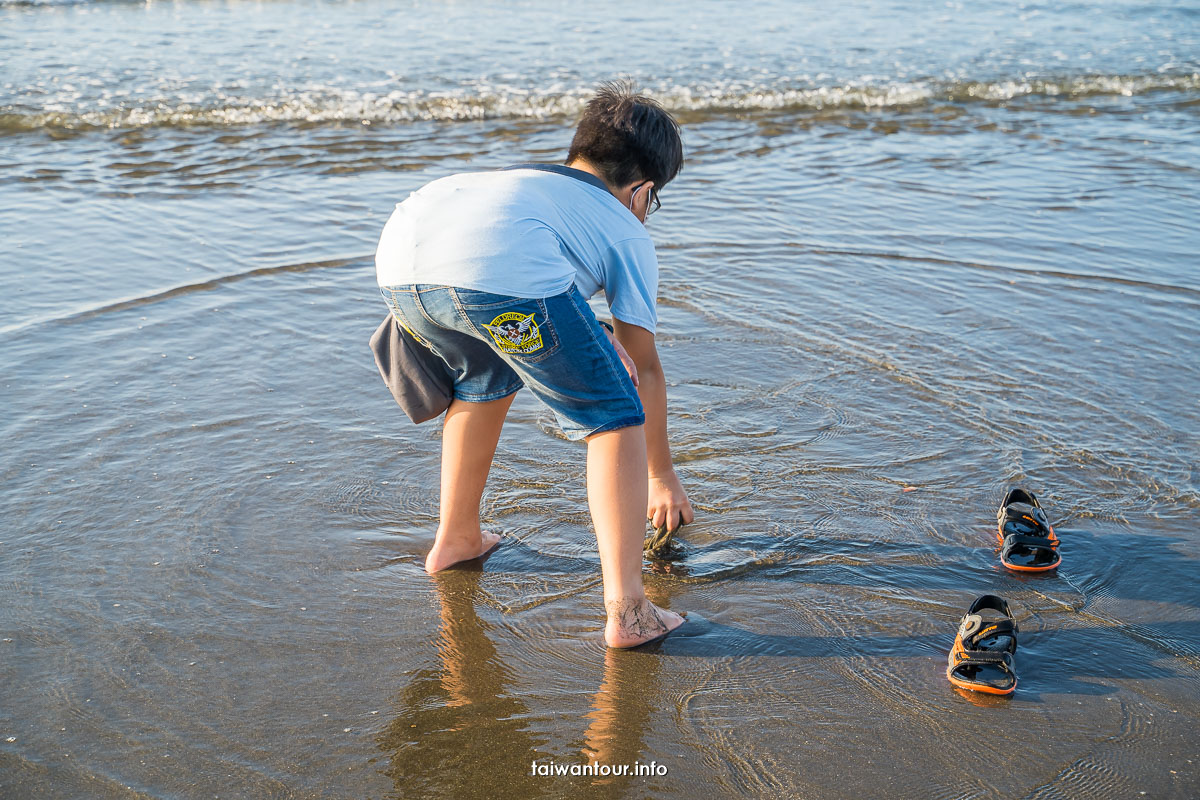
947, 594, 1019, 696
997, 488, 1060, 572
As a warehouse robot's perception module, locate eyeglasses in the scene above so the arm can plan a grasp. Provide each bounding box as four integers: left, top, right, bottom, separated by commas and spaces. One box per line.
630, 181, 661, 218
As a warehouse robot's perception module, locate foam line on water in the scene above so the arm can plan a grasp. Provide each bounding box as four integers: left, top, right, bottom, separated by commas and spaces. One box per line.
2, 72, 1196, 133
0, 253, 370, 336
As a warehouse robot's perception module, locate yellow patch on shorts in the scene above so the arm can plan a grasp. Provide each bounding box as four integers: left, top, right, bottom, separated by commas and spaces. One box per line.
483, 311, 544, 355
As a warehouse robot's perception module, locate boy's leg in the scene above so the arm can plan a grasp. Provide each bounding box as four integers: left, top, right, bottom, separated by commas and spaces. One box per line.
587, 425, 685, 648
426, 393, 516, 573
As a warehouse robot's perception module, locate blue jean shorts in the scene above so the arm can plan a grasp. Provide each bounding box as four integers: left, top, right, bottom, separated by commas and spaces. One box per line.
379, 284, 645, 440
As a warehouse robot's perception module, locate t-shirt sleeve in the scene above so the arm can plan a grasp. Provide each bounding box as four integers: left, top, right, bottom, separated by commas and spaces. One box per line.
602, 236, 659, 333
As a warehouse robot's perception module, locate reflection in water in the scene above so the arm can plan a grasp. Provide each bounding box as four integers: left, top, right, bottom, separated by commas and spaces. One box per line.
578, 588, 671, 795
583, 649, 654, 768
377, 571, 546, 799
378, 572, 671, 799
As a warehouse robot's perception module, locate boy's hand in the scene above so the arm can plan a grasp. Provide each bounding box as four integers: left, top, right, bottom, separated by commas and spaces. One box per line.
647, 470, 693, 533
603, 327, 639, 387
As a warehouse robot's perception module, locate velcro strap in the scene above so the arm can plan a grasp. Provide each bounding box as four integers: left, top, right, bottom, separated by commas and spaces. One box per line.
1002, 503, 1048, 527
1004, 533, 1058, 550
957, 649, 1013, 667
1003, 502, 1037, 517
1002, 516, 1048, 536
966, 618, 1017, 646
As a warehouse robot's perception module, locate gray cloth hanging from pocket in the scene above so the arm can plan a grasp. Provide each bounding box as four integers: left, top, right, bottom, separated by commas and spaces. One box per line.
369, 314, 455, 423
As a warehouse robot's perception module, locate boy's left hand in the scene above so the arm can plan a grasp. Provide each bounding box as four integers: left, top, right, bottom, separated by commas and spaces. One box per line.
603, 326, 639, 387
647, 470, 694, 533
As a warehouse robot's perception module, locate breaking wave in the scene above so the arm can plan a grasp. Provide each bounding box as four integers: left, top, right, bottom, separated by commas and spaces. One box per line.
2, 72, 1197, 133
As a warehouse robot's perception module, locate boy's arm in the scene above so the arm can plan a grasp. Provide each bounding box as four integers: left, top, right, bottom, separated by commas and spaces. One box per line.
612, 319, 694, 532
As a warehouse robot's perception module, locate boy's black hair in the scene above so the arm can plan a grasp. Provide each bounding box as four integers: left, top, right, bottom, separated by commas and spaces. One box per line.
567, 81, 683, 190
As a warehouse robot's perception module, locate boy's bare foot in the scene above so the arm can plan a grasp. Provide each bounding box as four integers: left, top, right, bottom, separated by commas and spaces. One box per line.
425, 530, 501, 573
604, 597, 685, 649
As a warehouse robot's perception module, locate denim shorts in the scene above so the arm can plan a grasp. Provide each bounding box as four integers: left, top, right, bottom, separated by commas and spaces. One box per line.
379, 284, 645, 440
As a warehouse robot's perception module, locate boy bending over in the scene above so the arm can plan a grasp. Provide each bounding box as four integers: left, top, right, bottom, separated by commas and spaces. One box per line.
375, 82, 692, 648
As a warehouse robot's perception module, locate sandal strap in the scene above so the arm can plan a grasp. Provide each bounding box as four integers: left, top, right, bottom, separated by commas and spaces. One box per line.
954, 649, 1013, 667
1000, 501, 1044, 519
958, 614, 1019, 651
1003, 533, 1058, 551
965, 617, 1018, 644
1000, 502, 1049, 528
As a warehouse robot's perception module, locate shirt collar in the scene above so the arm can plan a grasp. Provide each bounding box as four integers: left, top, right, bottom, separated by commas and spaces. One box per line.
502, 163, 611, 194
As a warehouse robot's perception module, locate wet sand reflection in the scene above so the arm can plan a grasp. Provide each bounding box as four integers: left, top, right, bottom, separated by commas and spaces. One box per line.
379, 566, 676, 798
578, 586, 675, 795
377, 569, 547, 799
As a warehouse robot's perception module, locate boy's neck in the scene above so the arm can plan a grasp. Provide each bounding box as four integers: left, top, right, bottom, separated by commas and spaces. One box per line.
565, 158, 613, 192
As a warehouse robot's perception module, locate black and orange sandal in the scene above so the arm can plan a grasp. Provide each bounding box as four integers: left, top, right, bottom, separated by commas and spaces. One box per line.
947, 594, 1019, 696
996, 488, 1060, 572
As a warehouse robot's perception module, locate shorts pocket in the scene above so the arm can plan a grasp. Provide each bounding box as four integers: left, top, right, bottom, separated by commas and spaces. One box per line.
381, 288, 433, 348
452, 290, 561, 363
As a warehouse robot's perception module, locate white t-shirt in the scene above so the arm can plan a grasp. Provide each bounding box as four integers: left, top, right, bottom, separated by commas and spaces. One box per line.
375, 165, 659, 332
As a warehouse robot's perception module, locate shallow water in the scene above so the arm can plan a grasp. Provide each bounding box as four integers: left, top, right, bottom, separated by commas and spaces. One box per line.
2, 1, 1199, 798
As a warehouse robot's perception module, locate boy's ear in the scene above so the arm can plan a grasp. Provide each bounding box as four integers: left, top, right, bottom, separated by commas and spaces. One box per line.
630, 180, 655, 221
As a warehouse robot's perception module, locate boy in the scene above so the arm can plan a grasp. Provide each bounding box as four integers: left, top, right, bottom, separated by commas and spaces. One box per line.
375, 82, 692, 648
